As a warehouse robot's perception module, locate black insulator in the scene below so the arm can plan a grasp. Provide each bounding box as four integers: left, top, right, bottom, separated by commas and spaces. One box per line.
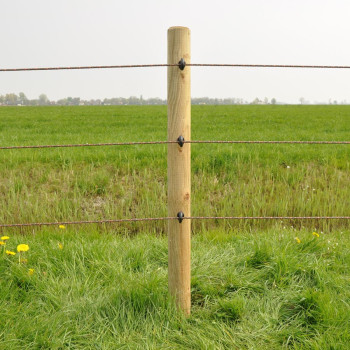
177, 211, 185, 223
178, 58, 186, 70
177, 135, 185, 147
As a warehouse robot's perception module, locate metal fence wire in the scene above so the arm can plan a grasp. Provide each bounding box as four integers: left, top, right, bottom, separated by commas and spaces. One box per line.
2, 63, 350, 72
0, 61, 349, 229
0, 140, 350, 150
0, 217, 350, 229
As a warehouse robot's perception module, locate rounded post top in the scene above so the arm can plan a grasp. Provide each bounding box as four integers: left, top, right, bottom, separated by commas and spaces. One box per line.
168, 26, 190, 32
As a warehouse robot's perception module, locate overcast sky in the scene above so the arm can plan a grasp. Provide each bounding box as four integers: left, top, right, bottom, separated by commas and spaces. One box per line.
1, 0, 349, 103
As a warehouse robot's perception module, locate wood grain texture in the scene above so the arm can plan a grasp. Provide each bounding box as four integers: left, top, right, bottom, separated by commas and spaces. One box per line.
167, 26, 191, 314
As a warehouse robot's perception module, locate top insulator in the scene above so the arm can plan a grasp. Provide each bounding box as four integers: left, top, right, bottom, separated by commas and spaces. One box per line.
178, 58, 186, 70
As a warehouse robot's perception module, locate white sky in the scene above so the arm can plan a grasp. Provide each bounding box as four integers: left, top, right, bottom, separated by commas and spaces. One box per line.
1, 0, 349, 103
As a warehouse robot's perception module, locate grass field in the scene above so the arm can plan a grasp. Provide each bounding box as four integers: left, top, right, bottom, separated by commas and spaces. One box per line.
0, 105, 349, 349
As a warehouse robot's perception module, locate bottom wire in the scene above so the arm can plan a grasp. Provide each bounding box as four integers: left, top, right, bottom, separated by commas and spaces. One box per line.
0, 216, 349, 229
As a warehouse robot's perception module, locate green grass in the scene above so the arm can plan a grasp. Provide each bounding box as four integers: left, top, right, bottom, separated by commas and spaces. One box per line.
0, 105, 349, 232
1, 229, 349, 349
0, 105, 349, 348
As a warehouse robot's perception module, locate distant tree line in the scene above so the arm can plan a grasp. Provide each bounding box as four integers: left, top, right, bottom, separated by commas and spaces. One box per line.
0, 93, 163, 106
0, 93, 284, 106
0, 93, 170, 106
21, 92, 350, 106
1, 93, 349, 106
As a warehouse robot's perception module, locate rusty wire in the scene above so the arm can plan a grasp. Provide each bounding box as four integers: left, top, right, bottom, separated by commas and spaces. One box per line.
185, 216, 350, 221
0, 64, 179, 72
0, 217, 176, 228
0, 216, 349, 229
1, 140, 349, 150
2, 63, 350, 72
186, 140, 350, 145
189, 63, 350, 69
1, 61, 349, 229
0, 141, 176, 150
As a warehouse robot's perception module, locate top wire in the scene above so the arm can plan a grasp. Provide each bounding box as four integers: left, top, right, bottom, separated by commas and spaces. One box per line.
1, 63, 350, 72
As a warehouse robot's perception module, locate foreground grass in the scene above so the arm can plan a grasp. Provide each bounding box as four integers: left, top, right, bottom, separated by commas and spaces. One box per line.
0, 229, 349, 349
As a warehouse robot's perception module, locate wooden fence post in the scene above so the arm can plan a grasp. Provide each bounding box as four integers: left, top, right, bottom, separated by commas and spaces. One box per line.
167, 26, 191, 314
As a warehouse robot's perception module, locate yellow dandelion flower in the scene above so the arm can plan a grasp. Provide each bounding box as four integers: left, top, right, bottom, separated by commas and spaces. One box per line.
59, 225, 66, 230
6, 250, 16, 256
17, 244, 29, 252
28, 268, 34, 276
295, 237, 301, 244
0, 241, 5, 246
1, 236, 9, 241
312, 232, 320, 238
58, 243, 63, 250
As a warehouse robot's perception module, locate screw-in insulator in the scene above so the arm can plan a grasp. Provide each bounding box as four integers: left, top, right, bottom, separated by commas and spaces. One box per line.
177, 211, 185, 223
177, 135, 185, 147
178, 58, 186, 70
